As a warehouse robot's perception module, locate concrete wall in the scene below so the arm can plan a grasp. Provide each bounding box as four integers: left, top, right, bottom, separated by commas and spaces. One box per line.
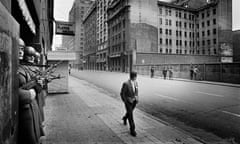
233, 31, 240, 62
0, 1, 19, 143
134, 63, 240, 84
136, 52, 220, 65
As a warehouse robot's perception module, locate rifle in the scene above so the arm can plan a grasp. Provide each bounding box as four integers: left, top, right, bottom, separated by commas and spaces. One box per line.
20, 61, 64, 90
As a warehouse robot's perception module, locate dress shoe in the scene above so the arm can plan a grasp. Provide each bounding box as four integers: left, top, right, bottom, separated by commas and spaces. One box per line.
122, 117, 127, 125
130, 130, 137, 137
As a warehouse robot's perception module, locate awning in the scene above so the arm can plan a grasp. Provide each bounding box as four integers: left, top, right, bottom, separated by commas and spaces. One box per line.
17, 0, 36, 34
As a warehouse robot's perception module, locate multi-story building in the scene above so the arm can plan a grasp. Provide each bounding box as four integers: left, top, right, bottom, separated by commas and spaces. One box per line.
96, 0, 111, 70
107, 0, 232, 72
83, 2, 97, 70
158, 0, 232, 56
64, 0, 93, 69
107, 0, 160, 72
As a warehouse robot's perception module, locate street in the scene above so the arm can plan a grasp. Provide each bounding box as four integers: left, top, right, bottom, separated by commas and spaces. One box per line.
71, 70, 240, 143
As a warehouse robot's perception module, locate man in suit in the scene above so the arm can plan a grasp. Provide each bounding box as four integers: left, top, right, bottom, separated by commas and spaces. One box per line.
120, 71, 139, 137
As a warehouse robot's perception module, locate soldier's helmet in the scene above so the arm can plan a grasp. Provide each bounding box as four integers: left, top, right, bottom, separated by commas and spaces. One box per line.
35, 52, 41, 64
24, 46, 36, 63
19, 38, 25, 60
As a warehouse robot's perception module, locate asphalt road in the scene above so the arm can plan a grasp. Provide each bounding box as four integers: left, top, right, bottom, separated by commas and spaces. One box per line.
71, 70, 240, 143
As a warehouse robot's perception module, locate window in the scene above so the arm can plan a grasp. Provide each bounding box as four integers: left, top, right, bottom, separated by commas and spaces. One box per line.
176, 30, 178, 36
179, 12, 181, 18
202, 22, 205, 28
160, 48, 162, 53
207, 10, 210, 17
169, 30, 172, 35
159, 28, 162, 34
197, 32, 199, 38
169, 20, 172, 26
197, 24, 199, 28
176, 49, 178, 54
169, 39, 172, 45
202, 13, 204, 18
207, 20, 210, 26
202, 40, 205, 46
169, 49, 172, 53
207, 40, 211, 45
169, 10, 172, 16
185, 41, 187, 46
185, 32, 187, 37
179, 21, 182, 27
165, 29, 168, 35
176, 21, 178, 27
189, 23, 191, 28
207, 30, 210, 36
213, 19, 216, 25
166, 39, 168, 45
197, 41, 200, 46
165, 9, 168, 16
179, 31, 182, 37
160, 38, 162, 44
160, 18, 162, 24
213, 9, 216, 15
184, 22, 187, 28
166, 49, 168, 53
159, 8, 162, 14
180, 40, 182, 46
213, 28, 217, 35
176, 11, 178, 17
213, 39, 217, 44
176, 40, 178, 46
202, 31, 205, 37
189, 32, 191, 38
184, 13, 187, 19
165, 19, 168, 25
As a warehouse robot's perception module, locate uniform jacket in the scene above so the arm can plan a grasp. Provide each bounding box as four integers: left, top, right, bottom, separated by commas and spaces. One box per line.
120, 80, 138, 103
18, 65, 42, 143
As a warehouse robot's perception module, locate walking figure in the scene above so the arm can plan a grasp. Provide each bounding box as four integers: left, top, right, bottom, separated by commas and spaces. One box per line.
193, 66, 199, 80
120, 71, 139, 137
168, 66, 173, 80
150, 66, 154, 78
162, 67, 167, 80
190, 65, 194, 80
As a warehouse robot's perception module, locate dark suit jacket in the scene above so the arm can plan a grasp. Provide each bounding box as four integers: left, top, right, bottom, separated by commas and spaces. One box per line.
120, 80, 138, 103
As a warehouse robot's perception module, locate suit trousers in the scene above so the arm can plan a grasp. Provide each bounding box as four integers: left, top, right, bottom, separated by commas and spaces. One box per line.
123, 100, 137, 131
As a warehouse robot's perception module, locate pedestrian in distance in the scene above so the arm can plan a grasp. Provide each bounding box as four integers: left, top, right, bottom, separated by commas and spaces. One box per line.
150, 66, 154, 78
162, 67, 167, 80
193, 65, 199, 80
120, 71, 139, 137
168, 66, 173, 80
190, 65, 194, 80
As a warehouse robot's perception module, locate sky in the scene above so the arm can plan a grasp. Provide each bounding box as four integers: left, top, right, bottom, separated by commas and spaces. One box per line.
53, 0, 240, 47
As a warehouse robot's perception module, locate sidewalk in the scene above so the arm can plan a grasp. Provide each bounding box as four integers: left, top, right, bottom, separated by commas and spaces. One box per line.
42, 76, 203, 144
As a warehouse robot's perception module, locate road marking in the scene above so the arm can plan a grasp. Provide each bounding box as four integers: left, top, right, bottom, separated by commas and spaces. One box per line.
154, 93, 180, 101
221, 111, 240, 118
195, 91, 224, 98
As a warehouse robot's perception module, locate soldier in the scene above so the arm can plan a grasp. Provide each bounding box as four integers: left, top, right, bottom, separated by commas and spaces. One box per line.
18, 43, 43, 144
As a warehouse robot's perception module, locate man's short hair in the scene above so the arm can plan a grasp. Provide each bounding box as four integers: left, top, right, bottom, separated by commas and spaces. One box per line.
130, 71, 137, 80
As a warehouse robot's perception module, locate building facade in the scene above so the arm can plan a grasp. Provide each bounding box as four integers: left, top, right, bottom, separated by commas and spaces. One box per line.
107, 0, 232, 72
158, 0, 232, 59
96, 0, 111, 71
83, 2, 97, 70
64, 0, 93, 69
